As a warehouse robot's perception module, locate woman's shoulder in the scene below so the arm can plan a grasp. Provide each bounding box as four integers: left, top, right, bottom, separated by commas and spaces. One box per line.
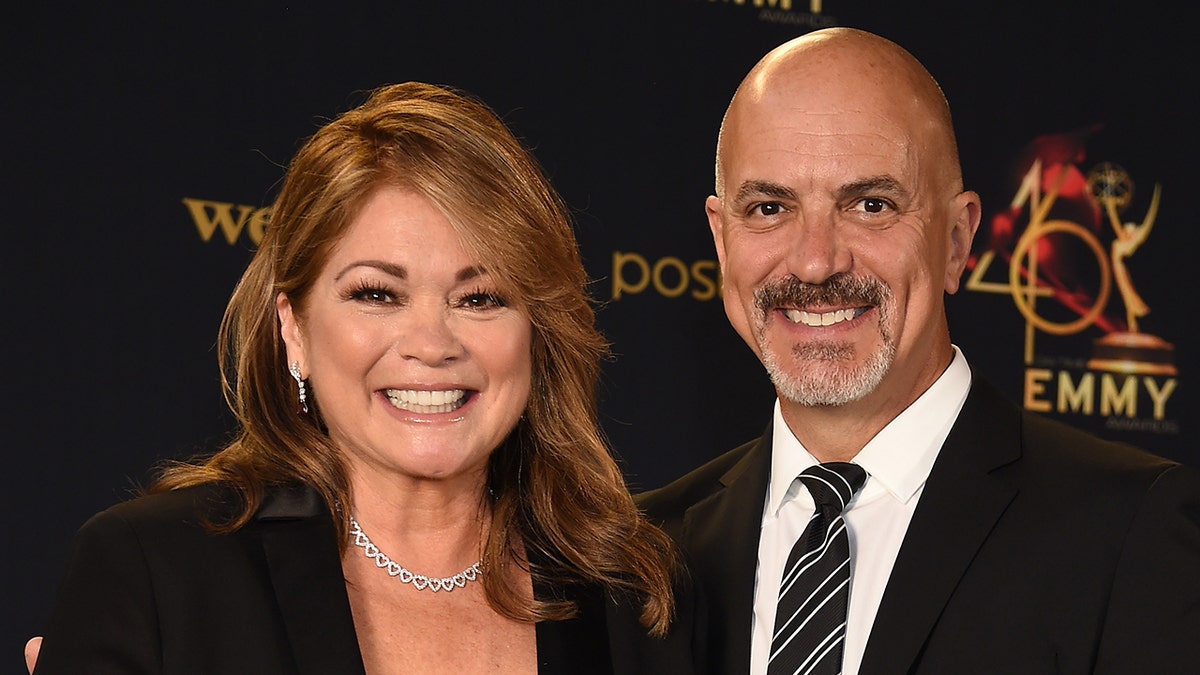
77, 482, 243, 541
98, 481, 237, 518
82, 482, 329, 539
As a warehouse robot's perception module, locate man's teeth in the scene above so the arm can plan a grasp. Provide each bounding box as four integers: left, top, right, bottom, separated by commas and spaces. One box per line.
783, 307, 865, 327
385, 389, 466, 414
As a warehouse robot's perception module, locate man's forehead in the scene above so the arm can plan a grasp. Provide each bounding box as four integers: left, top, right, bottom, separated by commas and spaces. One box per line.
719, 133, 923, 205
725, 121, 916, 171
731, 48, 936, 144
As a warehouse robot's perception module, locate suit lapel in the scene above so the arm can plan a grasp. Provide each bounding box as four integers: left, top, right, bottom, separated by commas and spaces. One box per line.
257, 485, 367, 675
859, 377, 1021, 674
685, 428, 773, 674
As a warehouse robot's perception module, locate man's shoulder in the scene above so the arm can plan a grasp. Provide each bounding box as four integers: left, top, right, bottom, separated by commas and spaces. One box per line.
967, 373, 1189, 486
1018, 406, 1185, 480
635, 435, 763, 519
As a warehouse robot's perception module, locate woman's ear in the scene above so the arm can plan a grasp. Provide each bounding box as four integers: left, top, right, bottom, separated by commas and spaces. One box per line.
276, 292, 304, 369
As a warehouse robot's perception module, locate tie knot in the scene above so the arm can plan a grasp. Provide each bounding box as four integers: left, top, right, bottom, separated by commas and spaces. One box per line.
799, 462, 866, 513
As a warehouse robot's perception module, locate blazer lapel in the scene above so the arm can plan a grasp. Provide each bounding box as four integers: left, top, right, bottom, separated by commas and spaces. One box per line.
257, 485, 367, 675
859, 376, 1021, 674
685, 428, 773, 674
533, 581, 614, 675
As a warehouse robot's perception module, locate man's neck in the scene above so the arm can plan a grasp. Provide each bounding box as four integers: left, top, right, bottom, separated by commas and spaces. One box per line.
778, 398, 897, 463
778, 347, 957, 463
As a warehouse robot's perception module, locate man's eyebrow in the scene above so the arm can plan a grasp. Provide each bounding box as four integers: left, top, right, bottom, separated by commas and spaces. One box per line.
836, 175, 908, 200
733, 180, 798, 203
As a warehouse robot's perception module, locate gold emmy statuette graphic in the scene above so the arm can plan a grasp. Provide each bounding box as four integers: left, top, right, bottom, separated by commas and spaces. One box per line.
966, 158, 1176, 376
1083, 163, 1176, 376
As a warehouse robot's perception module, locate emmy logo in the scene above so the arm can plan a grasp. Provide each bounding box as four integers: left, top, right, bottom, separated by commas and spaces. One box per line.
966, 157, 1176, 376
1083, 163, 1176, 375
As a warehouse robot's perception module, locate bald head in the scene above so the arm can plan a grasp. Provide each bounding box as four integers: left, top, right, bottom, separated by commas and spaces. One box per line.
714, 27, 961, 199
704, 27, 982, 432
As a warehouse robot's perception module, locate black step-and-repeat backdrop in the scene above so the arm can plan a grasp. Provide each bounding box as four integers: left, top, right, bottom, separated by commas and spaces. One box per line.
6, 1, 1195, 663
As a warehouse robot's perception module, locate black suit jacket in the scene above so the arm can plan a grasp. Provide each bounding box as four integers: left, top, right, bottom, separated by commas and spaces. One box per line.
636, 375, 1200, 674
36, 483, 703, 674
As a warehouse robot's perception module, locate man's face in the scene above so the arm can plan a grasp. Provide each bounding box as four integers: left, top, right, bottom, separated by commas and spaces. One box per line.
707, 64, 971, 411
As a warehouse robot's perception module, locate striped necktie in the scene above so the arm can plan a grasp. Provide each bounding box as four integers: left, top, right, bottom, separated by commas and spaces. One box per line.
768, 462, 867, 675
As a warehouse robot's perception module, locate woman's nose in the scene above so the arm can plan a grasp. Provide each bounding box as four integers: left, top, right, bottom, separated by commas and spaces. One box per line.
396, 303, 465, 365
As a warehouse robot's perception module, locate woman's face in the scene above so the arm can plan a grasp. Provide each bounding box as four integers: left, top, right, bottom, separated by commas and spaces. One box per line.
278, 185, 532, 487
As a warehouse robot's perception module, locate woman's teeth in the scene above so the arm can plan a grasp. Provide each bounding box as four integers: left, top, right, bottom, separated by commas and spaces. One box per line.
385, 389, 467, 414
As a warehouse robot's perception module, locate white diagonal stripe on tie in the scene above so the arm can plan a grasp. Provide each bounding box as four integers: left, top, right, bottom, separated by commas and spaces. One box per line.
767, 463, 866, 675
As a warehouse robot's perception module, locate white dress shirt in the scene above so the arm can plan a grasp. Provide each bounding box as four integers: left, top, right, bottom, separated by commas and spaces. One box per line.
748, 346, 972, 675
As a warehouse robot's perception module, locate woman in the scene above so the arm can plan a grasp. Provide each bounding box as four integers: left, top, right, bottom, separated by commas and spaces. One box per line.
32, 82, 699, 674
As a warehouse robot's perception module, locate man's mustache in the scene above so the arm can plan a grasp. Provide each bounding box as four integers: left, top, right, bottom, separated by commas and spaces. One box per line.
754, 274, 887, 314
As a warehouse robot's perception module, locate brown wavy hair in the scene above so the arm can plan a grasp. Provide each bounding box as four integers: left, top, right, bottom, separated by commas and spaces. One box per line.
153, 82, 680, 634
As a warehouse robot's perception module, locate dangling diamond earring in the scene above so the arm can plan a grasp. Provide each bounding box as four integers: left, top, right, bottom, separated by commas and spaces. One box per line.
289, 361, 308, 414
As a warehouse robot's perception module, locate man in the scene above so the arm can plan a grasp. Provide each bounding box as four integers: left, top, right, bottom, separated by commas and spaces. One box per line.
22, 26, 1200, 675
636, 26, 1200, 674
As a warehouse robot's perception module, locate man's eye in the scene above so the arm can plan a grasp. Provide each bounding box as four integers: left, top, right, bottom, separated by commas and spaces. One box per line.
859, 198, 890, 214
753, 202, 784, 217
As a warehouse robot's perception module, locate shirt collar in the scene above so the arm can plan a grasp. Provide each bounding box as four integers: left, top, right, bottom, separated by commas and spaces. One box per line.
767, 345, 972, 515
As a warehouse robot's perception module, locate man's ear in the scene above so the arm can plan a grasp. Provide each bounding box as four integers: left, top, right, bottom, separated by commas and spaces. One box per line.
945, 190, 982, 294
706, 194, 729, 275
276, 292, 304, 368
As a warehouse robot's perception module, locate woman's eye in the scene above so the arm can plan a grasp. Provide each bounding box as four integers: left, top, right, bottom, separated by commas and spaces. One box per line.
349, 286, 395, 304
461, 292, 505, 310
